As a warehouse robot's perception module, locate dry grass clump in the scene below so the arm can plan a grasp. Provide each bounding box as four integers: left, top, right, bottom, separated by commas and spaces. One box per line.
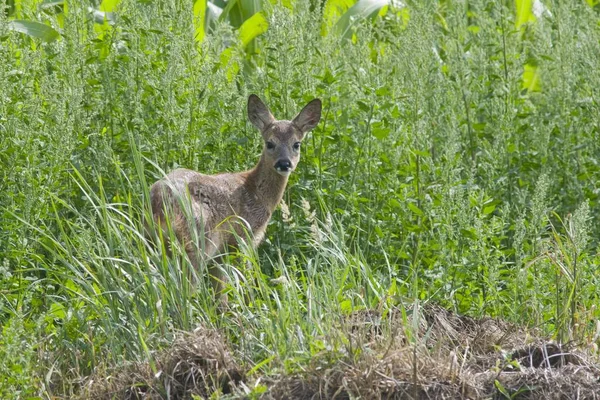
79, 305, 600, 399
262, 348, 477, 399
80, 328, 243, 400
262, 304, 600, 399
479, 363, 600, 400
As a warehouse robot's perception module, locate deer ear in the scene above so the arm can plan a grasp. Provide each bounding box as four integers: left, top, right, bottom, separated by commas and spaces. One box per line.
293, 99, 321, 136
248, 94, 275, 132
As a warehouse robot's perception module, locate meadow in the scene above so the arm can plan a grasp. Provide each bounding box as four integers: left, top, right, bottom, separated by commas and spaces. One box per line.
1, 0, 600, 398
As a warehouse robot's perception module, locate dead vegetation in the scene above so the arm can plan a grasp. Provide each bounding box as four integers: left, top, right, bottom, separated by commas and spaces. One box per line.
82, 305, 600, 399
81, 328, 243, 399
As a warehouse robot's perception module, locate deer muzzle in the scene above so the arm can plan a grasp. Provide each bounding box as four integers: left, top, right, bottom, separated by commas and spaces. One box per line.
274, 159, 293, 176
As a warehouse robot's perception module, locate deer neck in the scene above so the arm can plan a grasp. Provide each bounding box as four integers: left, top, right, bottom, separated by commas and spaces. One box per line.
246, 154, 289, 212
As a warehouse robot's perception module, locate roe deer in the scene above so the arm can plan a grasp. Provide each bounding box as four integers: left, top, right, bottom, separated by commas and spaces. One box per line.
149, 94, 322, 296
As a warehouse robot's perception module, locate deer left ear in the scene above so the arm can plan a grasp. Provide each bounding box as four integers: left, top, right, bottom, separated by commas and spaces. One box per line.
292, 99, 321, 137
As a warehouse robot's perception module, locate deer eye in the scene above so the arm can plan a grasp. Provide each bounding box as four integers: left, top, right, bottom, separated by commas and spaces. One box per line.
266, 141, 276, 150
293, 142, 301, 151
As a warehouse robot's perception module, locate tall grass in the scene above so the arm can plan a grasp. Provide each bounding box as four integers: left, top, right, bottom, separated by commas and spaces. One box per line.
1, 0, 600, 397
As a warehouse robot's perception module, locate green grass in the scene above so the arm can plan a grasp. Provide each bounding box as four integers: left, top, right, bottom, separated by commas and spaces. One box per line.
1, 0, 600, 397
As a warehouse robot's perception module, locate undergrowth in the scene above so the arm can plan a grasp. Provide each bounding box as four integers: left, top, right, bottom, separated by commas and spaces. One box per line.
1, 0, 599, 397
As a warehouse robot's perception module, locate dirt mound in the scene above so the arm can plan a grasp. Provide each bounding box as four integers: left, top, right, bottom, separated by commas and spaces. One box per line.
80, 305, 600, 399
81, 328, 242, 399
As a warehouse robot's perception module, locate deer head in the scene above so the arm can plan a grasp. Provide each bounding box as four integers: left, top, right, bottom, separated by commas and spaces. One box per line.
248, 94, 322, 177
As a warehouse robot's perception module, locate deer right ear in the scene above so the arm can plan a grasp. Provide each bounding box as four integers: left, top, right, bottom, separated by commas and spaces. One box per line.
248, 94, 275, 132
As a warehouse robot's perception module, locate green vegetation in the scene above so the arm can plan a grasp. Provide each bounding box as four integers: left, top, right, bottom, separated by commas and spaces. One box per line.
1, 0, 599, 398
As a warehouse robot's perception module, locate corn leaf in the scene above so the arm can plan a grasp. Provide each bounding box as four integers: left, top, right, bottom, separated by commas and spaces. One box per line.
6, 0, 16, 16
99, 0, 120, 12
220, 0, 261, 29
515, 0, 535, 29
333, 0, 390, 39
522, 63, 541, 92
193, 0, 207, 43
219, 0, 241, 22
8, 19, 60, 42
321, 0, 355, 36
238, 11, 268, 47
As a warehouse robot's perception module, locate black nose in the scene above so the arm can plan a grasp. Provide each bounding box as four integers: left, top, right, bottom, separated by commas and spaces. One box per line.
275, 160, 292, 171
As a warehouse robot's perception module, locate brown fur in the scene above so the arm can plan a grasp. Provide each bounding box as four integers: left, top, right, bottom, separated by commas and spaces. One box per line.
149, 95, 321, 296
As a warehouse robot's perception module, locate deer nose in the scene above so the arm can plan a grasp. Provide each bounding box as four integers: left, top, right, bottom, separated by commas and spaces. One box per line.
275, 160, 292, 171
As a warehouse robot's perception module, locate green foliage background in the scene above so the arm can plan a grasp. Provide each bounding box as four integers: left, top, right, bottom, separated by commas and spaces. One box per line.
0, 0, 599, 397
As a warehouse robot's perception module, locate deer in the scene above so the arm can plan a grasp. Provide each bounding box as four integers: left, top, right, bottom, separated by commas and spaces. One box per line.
149, 94, 322, 299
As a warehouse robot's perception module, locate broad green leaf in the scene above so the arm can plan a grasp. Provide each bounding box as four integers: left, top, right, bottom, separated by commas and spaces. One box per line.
321, 0, 355, 36
522, 62, 541, 92
219, 0, 246, 19
91, 1, 117, 40
333, 0, 390, 39
340, 299, 353, 314
48, 302, 66, 319
515, 0, 535, 29
238, 12, 268, 47
461, 228, 478, 240
219, 0, 240, 21
220, 47, 240, 82
372, 126, 390, 140
193, 0, 207, 43
388, 198, 401, 209
398, 7, 410, 28
220, 0, 261, 29
408, 203, 424, 216
6, 0, 16, 16
8, 19, 60, 42
483, 204, 496, 215
387, 279, 397, 297
92, 15, 112, 41
220, 47, 233, 65
99, 0, 120, 12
